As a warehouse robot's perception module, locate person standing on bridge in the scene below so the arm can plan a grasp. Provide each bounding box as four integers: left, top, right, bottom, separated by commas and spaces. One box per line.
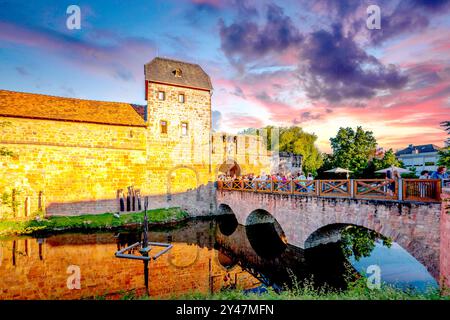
431, 166, 448, 187
306, 173, 314, 192
386, 170, 400, 196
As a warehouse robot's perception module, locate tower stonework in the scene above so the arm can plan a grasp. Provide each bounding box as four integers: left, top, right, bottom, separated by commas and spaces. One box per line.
0, 57, 272, 218
144, 58, 213, 195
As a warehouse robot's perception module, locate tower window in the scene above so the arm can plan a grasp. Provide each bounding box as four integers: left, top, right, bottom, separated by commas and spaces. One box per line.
178, 93, 185, 103
160, 120, 168, 134
158, 91, 165, 100
181, 122, 188, 136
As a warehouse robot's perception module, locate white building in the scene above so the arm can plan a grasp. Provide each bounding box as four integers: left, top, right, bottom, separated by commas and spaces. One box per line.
395, 144, 442, 175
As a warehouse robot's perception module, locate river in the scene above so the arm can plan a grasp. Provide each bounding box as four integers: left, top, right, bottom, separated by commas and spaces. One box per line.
0, 216, 438, 299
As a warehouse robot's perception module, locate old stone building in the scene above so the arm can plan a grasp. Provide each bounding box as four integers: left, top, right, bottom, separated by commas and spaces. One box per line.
0, 57, 272, 217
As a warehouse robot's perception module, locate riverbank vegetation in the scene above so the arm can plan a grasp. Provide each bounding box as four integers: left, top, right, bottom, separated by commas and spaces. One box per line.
0, 207, 189, 237
107, 277, 449, 300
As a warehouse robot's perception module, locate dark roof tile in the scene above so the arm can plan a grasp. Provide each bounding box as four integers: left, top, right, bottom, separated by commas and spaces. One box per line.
395, 144, 441, 155
145, 57, 213, 91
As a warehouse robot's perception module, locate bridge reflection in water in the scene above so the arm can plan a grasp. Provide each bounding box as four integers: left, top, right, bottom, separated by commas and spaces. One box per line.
0, 216, 439, 299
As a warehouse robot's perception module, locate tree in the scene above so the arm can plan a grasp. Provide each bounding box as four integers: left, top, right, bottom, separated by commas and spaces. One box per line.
278, 126, 323, 174
316, 153, 335, 178
340, 226, 392, 261
329, 127, 377, 177
239, 126, 323, 174
437, 121, 450, 167
372, 149, 401, 171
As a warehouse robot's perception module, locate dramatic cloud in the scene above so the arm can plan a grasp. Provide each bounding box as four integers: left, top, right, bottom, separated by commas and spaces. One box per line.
219, 4, 303, 69
299, 24, 408, 102
309, 0, 450, 46
1, 0, 448, 151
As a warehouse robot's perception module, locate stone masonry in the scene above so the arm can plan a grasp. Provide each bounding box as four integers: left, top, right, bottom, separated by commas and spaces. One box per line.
0, 57, 272, 218
216, 190, 443, 280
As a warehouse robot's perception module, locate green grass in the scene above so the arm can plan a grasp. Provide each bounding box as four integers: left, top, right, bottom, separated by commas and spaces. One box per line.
113, 278, 449, 301
0, 207, 189, 237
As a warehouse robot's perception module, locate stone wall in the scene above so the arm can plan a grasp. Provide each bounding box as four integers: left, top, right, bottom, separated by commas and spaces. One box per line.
211, 132, 272, 177
0, 117, 148, 217
216, 190, 442, 279
0, 83, 272, 217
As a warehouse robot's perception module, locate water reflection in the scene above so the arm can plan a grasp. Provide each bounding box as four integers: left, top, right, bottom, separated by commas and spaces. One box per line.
0, 217, 439, 300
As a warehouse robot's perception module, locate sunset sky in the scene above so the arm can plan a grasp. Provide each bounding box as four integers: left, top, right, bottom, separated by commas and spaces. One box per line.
0, 0, 449, 152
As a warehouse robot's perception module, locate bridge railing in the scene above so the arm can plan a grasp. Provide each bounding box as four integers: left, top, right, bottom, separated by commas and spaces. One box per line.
319, 180, 351, 197
353, 179, 397, 200
402, 179, 442, 202
217, 179, 442, 202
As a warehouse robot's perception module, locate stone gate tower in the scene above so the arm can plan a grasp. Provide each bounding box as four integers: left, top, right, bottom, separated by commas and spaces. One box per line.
144, 58, 214, 193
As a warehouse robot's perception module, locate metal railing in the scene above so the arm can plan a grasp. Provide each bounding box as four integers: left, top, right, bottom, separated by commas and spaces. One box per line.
217, 179, 442, 202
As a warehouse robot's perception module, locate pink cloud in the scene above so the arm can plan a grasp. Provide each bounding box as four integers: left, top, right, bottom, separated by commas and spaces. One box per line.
223, 113, 265, 129
0, 21, 156, 82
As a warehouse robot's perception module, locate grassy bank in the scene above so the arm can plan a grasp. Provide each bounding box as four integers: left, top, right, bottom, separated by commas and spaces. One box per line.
0, 207, 189, 237
109, 278, 449, 301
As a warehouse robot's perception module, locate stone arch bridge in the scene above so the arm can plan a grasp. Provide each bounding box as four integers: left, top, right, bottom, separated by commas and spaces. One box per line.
216, 189, 444, 280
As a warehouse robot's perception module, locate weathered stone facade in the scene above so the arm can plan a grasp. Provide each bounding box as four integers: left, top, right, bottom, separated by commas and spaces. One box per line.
0, 57, 272, 217
216, 190, 443, 280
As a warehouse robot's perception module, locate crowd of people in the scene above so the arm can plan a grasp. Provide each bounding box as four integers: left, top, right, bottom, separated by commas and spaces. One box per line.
218, 171, 319, 193
419, 166, 448, 181
217, 165, 449, 196
218, 171, 315, 183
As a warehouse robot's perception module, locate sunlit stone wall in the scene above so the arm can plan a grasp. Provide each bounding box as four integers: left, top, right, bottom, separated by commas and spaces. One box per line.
0, 82, 272, 217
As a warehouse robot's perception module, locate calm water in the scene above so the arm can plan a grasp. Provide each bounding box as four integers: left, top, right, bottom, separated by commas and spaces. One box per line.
0, 216, 437, 299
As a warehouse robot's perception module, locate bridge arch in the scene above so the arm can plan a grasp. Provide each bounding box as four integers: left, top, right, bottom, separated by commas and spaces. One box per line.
303, 221, 438, 279
216, 204, 239, 236
245, 209, 288, 259
216, 191, 442, 280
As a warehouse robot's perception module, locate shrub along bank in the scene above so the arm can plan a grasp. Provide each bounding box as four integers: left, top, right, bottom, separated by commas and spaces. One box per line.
0, 207, 189, 237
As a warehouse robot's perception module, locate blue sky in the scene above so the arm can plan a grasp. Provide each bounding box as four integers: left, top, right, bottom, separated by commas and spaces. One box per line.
1, 0, 449, 151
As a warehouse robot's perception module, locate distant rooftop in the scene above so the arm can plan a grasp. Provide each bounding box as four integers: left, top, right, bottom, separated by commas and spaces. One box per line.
0, 90, 147, 127
145, 57, 213, 91
395, 144, 441, 156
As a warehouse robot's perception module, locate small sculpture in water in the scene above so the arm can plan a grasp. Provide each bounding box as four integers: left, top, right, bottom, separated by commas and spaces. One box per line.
114, 196, 172, 294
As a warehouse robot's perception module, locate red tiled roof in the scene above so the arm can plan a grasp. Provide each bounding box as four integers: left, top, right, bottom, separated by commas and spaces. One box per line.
0, 90, 147, 127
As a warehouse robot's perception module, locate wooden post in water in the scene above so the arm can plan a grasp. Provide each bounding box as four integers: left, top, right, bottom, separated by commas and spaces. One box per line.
24, 196, 31, 218
38, 191, 46, 217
